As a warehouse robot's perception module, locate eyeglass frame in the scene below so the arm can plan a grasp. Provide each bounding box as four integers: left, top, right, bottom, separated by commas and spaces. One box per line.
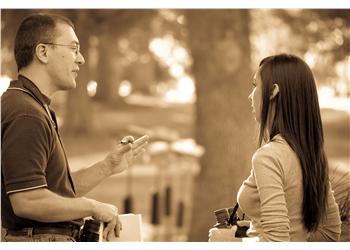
41, 42, 81, 56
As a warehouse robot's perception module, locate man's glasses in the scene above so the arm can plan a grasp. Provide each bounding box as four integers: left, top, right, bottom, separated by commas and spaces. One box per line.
42, 42, 80, 56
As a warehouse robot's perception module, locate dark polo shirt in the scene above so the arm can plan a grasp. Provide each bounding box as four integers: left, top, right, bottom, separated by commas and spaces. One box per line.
1, 75, 82, 229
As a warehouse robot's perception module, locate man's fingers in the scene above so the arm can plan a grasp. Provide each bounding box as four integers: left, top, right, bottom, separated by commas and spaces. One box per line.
115, 217, 121, 238
120, 136, 135, 144
132, 141, 148, 152
104, 220, 117, 241
134, 149, 146, 158
118, 143, 132, 154
133, 147, 146, 157
114, 220, 122, 237
118, 135, 148, 154
103, 226, 108, 240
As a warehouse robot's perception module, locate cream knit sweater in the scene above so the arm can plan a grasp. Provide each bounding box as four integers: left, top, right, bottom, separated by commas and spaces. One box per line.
237, 134, 341, 241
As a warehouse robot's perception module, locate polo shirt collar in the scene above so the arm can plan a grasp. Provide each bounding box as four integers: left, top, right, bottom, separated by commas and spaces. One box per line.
17, 74, 52, 106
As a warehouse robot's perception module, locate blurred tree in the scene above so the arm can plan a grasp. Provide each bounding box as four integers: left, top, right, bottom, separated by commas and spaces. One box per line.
93, 10, 155, 103
1, 10, 34, 78
121, 26, 156, 95
185, 10, 255, 241
272, 9, 350, 87
61, 10, 93, 134
274, 9, 350, 62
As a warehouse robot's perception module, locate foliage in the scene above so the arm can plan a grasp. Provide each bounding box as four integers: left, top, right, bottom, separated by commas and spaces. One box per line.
273, 9, 350, 86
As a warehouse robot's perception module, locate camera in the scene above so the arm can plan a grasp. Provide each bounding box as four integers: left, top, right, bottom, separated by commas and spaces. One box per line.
213, 203, 249, 238
79, 219, 102, 242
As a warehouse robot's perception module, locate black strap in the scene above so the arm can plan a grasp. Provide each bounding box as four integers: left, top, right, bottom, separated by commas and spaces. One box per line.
228, 202, 246, 225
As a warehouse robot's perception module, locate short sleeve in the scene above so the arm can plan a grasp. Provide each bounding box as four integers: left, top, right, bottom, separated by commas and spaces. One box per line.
252, 148, 290, 241
2, 115, 51, 194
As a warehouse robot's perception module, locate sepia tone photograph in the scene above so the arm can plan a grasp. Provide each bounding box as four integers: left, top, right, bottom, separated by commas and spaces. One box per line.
1, 8, 349, 244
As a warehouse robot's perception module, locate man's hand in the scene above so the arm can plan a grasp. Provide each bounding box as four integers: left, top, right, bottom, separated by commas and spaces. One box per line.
90, 200, 122, 241
103, 135, 149, 174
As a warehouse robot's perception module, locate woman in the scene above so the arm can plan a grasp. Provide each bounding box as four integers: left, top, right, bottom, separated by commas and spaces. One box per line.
209, 54, 341, 242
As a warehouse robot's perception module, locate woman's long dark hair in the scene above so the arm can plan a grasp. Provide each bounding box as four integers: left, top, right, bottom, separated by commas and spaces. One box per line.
258, 54, 329, 232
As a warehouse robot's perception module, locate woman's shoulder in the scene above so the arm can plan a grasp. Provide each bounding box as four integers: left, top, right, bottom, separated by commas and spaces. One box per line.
252, 134, 295, 172
253, 134, 288, 158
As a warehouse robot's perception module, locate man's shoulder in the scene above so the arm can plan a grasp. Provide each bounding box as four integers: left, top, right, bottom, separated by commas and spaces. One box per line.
1, 88, 46, 121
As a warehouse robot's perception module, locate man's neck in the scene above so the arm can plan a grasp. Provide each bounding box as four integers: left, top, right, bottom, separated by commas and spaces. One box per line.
19, 68, 57, 98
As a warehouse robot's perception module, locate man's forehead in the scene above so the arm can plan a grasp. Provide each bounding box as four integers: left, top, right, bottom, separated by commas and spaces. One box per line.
54, 23, 79, 43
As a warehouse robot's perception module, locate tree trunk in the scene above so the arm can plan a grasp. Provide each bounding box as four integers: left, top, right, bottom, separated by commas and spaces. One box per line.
186, 10, 256, 241
94, 10, 155, 103
63, 10, 92, 134
94, 32, 123, 104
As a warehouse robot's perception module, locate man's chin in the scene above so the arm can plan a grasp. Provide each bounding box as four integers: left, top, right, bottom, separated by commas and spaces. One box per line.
61, 81, 76, 90
69, 79, 77, 89
72, 81, 77, 89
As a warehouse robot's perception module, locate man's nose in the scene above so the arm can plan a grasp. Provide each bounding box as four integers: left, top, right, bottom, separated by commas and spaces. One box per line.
76, 51, 85, 65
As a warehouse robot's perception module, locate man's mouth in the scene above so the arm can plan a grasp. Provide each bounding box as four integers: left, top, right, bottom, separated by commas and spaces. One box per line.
72, 69, 79, 76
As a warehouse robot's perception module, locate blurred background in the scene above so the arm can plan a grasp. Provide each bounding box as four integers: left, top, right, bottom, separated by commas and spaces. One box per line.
1, 9, 349, 241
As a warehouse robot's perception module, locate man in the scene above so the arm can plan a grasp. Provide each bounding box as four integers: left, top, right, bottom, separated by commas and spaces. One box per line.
1, 13, 148, 242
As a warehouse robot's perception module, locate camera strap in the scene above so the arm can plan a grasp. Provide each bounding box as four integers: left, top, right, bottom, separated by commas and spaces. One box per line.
228, 202, 246, 225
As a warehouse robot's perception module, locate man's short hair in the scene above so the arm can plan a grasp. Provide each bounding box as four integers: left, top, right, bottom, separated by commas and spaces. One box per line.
14, 13, 75, 71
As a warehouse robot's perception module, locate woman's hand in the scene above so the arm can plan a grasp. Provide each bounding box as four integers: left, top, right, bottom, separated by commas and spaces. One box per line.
208, 221, 251, 242
208, 226, 241, 242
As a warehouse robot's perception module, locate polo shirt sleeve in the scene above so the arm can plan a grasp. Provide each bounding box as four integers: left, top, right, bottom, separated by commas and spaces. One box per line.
2, 115, 51, 194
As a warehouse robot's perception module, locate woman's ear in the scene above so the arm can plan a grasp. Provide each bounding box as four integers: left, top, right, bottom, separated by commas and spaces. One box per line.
270, 83, 279, 100
35, 43, 49, 64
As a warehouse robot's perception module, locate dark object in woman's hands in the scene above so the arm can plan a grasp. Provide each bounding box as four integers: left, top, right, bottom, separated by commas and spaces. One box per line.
213, 203, 249, 238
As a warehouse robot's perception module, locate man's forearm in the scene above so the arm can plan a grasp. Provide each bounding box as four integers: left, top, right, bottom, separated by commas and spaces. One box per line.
9, 188, 96, 222
71, 160, 113, 196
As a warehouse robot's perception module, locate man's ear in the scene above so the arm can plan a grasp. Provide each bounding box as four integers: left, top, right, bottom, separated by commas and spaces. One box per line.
35, 43, 49, 64
270, 83, 279, 100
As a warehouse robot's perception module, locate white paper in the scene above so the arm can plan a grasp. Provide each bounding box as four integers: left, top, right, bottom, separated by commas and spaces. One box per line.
101, 213, 143, 242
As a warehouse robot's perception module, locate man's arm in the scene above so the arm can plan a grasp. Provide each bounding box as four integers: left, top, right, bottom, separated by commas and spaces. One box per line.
71, 135, 148, 196
9, 187, 122, 240
10, 188, 107, 222
71, 159, 121, 197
